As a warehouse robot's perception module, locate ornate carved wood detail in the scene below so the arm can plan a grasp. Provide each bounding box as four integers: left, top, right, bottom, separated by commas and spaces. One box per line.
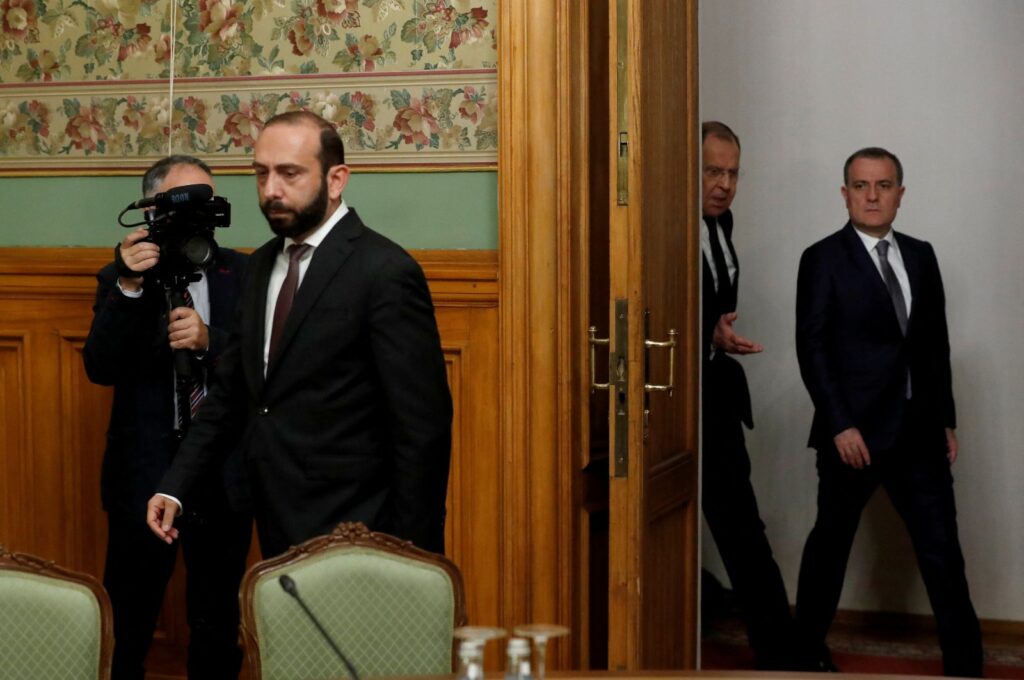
239, 520, 468, 680
0, 544, 121, 680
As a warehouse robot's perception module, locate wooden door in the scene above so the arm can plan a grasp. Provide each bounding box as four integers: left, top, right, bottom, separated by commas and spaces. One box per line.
496, 0, 699, 669
603, 0, 700, 669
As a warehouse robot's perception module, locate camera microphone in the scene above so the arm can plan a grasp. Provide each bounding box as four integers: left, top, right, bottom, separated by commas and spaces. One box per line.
128, 183, 213, 210
278, 574, 362, 680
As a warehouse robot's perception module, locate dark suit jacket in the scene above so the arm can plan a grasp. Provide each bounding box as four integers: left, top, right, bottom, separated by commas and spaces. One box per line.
83, 248, 249, 520
703, 210, 753, 429
796, 222, 955, 453
160, 209, 453, 555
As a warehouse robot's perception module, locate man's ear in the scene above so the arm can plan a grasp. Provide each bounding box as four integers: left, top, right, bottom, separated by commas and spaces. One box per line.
327, 164, 351, 201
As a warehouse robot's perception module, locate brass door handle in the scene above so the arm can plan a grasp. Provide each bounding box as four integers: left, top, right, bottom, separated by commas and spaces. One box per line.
588, 326, 611, 392
644, 329, 677, 394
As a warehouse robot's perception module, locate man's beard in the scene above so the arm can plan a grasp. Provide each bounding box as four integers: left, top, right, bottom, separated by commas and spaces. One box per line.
261, 176, 329, 240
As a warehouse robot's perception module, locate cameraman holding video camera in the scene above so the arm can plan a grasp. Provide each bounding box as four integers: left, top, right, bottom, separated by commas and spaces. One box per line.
83, 155, 251, 680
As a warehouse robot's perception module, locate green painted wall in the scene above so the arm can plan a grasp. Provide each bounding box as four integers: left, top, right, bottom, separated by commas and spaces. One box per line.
0, 171, 497, 250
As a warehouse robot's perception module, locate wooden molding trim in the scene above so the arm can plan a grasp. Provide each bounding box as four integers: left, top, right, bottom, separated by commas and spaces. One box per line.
0, 247, 497, 304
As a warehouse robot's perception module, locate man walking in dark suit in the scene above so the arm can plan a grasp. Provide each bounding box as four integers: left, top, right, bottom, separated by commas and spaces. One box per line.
794, 147, 982, 677
147, 111, 453, 559
84, 156, 252, 680
700, 121, 796, 670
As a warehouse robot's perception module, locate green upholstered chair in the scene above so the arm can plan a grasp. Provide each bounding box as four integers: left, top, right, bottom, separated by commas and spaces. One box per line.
241, 522, 467, 680
0, 546, 114, 680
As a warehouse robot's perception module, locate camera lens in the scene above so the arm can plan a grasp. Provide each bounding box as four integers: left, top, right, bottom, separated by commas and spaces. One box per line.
181, 234, 215, 268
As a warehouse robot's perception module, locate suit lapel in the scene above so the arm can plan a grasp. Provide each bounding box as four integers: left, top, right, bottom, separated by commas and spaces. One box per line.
719, 210, 740, 292
244, 239, 281, 393
206, 252, 235, 327
264, 210, 361, 380
895, 231, 922, 331
840, 221, 891, 299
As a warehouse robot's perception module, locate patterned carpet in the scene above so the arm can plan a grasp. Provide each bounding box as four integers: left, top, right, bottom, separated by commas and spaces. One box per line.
702, 615, 1024, 678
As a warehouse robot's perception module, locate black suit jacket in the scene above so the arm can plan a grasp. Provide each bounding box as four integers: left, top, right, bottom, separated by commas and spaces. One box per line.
702, 210, 753, 429
83, 248, 249, 520
160, 209, 453, 555
796, 222, 955, 453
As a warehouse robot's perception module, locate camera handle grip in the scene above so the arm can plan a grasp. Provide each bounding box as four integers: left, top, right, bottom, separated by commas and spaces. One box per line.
167, 289, 194, 382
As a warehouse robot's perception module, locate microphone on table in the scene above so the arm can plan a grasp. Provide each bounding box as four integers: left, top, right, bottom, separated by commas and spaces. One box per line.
279, 574, 361, 680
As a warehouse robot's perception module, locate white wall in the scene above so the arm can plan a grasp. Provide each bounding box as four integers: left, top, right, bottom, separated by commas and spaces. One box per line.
699, 0, 1024, 621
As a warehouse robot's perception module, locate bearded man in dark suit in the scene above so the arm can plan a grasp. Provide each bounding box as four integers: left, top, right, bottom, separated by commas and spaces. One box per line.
147, 111, 452, 558
794, 147, 982, 677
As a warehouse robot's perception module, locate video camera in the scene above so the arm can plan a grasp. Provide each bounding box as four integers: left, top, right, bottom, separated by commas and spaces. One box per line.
117, 183, 231, 290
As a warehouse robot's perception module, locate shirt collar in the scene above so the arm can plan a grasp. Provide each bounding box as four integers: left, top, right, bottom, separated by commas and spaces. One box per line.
853, 224, 897, 253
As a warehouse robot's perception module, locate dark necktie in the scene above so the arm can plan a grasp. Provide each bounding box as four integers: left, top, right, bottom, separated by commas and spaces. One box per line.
180, 288, 205, 423
875, 240, 908, 335
269, 243, 311, 361
705, 216, 735, 311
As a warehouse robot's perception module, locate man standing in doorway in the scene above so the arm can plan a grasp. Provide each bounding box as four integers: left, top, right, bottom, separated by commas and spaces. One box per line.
147, 111, 452, 559
700, 121, 796, 670
794, 147, 982, 677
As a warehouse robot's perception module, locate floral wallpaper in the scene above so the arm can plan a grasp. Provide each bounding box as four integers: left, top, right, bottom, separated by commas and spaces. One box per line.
0, 0, 498, 173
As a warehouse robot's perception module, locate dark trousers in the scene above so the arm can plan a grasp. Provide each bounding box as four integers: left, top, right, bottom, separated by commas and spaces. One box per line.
703, 406, 796, 670
794, 414, 982, 677
104, 509, 252, 680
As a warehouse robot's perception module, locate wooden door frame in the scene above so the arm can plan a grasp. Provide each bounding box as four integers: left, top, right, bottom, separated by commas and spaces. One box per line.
497, 0, 582, 667
497, 0, 699, 669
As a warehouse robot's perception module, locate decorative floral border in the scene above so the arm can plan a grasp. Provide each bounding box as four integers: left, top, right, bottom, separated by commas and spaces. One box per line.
0, 0, 497, 173
0, 73, 497, 171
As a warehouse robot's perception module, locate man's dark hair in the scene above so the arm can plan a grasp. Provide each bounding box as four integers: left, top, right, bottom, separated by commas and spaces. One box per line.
844, 147, 903, 186
142, 154, 212, 197
262, 110, 346, 172
702, 120, 740, 152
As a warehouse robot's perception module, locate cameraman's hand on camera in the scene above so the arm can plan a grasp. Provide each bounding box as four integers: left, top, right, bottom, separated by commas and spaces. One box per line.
119, 227, 160, 292
168, 306, 210, 352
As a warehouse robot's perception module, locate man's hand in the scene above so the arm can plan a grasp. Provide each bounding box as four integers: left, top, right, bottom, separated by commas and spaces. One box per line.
119, 228, 159, 292
168, 306, 209, 351
146, 495, 181, 544
946, 427, 959, 465
834, 427, 871, 469
712, 312, 764, 355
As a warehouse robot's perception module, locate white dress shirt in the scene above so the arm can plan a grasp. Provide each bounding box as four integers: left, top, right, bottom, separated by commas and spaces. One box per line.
700, 217, 737, 292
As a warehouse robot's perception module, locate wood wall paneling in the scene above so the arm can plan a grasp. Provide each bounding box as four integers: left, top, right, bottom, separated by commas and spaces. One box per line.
0, 334, 28, 551
0, 246, 499, 679
58, 333, 110, 579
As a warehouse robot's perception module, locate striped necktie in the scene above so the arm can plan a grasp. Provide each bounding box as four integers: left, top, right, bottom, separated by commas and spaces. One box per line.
181, 288, 206, 421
